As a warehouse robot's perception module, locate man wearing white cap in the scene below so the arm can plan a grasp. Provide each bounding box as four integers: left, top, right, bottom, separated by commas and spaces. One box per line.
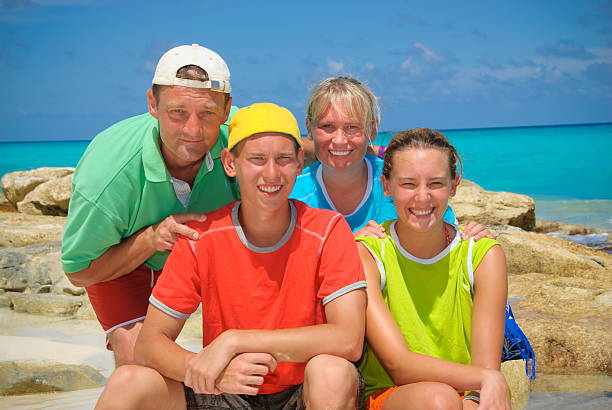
61, 44, 238, 366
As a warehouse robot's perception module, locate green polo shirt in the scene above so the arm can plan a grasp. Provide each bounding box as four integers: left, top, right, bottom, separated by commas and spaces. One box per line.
61, 109, 239, 274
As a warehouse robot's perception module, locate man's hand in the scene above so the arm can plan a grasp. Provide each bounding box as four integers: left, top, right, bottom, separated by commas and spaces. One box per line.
215, 353, 277, 395
460, 221, 496, 241
354, 220, 386, 239
184, 330, 238, 394
149, 213, 206, 251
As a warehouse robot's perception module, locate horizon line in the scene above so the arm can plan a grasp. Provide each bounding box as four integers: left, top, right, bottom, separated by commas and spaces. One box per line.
1, 120, 611, 143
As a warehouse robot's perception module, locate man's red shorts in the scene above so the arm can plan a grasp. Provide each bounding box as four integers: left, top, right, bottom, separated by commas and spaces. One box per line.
85, 264, 162, 336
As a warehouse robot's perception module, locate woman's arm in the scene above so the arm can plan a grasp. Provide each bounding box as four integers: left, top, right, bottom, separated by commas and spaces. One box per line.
470, 245, 508, 369
357, 243, 505, 390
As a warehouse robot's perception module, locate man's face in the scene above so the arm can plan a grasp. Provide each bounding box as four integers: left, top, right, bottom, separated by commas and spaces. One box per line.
221, 133, 304, 213
147, 86, 231, 168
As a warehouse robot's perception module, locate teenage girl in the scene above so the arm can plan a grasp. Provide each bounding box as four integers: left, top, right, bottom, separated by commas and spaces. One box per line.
357, 128, 511, 410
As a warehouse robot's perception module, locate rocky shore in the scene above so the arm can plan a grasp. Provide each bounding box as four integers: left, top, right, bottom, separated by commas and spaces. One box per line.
1, 168, 611, 409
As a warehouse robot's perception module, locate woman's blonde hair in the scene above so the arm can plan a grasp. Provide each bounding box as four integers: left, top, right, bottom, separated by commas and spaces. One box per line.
306, 76, 380, 138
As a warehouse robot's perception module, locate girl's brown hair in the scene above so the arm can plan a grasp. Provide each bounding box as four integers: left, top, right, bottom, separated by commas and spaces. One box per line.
382, 128, 462, 179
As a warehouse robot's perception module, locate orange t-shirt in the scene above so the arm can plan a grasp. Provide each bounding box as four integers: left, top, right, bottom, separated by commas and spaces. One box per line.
151, 199, 366, 394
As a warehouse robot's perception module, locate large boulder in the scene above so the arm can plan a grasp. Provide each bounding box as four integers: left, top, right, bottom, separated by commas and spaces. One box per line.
494, 226, 611, 279
0, 192, 17, 212
501, 360, 531, 410
0, 360, 105, 395
508, 273, 611, 375
17, 174, 73, 216
0, 241, 83, 296
0, 212, 65, 248
1, 167, 74, 209
449, 180, 536, 231
7, 293, 84, 316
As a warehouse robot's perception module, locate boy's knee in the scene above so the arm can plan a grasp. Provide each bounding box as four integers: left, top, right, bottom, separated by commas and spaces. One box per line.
97, 365, 164, 409
304, 354, 358, 403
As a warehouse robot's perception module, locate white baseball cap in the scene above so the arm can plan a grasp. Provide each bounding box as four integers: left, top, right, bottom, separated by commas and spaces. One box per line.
152, 44, 231, 93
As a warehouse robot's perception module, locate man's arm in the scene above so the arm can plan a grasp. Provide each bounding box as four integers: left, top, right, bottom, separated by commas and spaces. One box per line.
185, 288, 366, 394
65, 213, 205, 288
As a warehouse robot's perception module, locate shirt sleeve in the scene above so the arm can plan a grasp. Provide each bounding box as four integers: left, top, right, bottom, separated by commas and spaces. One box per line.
472, 238, 501, 271
150, 234, 202, 319
61, 188, 126, 274
317, 215, 367, 305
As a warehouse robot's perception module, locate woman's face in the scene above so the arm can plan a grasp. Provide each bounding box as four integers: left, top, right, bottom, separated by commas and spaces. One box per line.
310, 101, 370, 172
382, 148, 458, 232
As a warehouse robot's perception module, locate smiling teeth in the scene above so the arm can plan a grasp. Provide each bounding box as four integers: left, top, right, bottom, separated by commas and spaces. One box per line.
259, 185, 281, 193
330, 150, 350, 156
410, 209, 433, 215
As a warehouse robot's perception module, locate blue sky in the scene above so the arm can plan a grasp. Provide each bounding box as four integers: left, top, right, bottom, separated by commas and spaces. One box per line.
1, 0, 611, 141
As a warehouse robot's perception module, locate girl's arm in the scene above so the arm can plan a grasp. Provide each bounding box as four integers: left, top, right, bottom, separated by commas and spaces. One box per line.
470, 244, 508, 370
464, 245, 508, 408
357, 243, 506, 391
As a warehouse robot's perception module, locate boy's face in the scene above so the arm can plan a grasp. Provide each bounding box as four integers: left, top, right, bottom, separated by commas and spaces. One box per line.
221, 132, 304, 213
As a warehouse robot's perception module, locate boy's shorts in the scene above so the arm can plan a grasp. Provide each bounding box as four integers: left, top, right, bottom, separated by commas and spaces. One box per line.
184, 370, 365, 409
85, 264, 162, 347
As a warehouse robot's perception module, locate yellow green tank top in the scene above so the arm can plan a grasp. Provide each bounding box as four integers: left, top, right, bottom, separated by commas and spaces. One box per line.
357, 220, 499, 398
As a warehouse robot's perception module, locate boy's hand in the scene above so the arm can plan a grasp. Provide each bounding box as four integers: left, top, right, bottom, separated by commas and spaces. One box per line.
184, 331, 238, 394
460, 221, 496, 241
216, 353, 277, 395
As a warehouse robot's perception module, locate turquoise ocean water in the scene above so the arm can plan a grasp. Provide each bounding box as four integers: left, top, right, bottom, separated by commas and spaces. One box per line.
1, 123, 611, 229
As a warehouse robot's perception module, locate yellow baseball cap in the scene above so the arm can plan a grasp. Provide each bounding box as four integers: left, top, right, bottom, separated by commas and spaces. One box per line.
228, 103, 302, 150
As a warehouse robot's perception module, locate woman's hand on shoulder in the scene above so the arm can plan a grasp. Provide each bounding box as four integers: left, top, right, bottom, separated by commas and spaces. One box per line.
354, 220, 386, 239
460, 220, 496, 241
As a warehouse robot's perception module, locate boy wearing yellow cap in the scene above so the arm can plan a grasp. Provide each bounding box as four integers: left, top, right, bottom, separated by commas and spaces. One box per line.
96, 103, 367, 410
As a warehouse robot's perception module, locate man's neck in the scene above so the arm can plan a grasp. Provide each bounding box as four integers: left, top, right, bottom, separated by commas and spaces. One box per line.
161, 145, 204, 187
238, 201, 292, 248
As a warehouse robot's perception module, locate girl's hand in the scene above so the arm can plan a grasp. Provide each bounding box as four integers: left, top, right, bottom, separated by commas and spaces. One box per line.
479, 369, 511, 410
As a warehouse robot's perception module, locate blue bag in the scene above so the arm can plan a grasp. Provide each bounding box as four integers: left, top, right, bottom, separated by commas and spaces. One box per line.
501, 304, 537, 380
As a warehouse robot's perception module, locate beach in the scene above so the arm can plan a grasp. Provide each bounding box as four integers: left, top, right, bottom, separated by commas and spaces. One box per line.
0, 166, 610, 409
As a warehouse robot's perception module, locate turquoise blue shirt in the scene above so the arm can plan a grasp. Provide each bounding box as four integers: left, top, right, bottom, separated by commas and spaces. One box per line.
290, 154, 456, 231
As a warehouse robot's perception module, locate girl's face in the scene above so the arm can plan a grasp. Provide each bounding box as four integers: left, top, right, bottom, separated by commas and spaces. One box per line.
310, 101, 371, 172
382, 148, 459, 232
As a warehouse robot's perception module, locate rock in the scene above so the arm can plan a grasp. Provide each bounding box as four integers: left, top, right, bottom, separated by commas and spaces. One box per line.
0, 192, 17, 212
0, 360, 105, 395
535, 221, 608, 236
1, 167, 74, 209
501, 360, 531, 410
73, 297, 97, 320
0, 290, 9, 307
0, 242, 63, 292
494, 226, 612, 279
17, 174, 73, 216
0, 212, 65, 248
8, 293, 83, 316
508, 273, 612, 375
449, 180, 536, 231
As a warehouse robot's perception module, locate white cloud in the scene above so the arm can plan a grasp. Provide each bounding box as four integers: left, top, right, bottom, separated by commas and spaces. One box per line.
327, 59, 345, 73
413, 41, 444, 62
400, 58, 422, 75
364, 62, 375, 71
